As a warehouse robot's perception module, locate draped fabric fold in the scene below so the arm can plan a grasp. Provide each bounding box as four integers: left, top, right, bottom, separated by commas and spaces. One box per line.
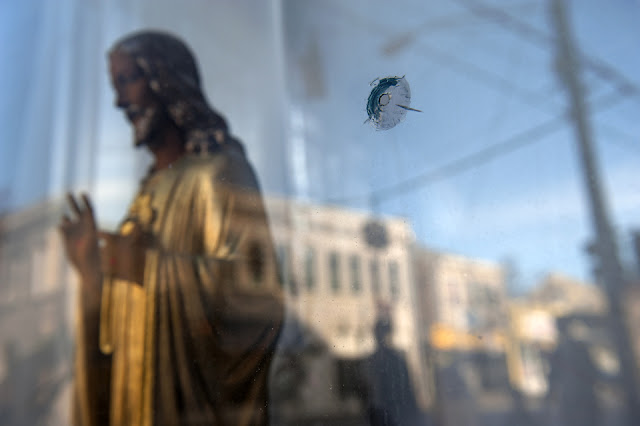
78, 146, 283, 426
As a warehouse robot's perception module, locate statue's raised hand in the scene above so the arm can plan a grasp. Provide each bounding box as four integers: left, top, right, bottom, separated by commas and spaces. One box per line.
59, 193, 101, 279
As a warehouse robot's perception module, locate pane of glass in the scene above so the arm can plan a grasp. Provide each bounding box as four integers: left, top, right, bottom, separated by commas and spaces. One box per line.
2, 1, 639, 425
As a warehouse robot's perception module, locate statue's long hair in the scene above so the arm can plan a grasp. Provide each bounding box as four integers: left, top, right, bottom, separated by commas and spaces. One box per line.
110, 30, 233, 153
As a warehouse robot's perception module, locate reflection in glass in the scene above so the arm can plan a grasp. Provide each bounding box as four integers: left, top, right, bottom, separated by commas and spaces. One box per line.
304, 247, 315, 291
350, 254, 362, 294
389, 260, 400, 300
1, 1, 639, 425
330, 251, 341, 293
370, 258, 381, 297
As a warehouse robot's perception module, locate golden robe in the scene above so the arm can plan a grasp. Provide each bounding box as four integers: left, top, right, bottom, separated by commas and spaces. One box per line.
75, 145, 283, 426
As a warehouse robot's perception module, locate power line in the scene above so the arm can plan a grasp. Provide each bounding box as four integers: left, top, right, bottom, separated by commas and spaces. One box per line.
379, 0, 639, 113
449, 0, 640, 155
328, 91, 624, 205
413, 38, 562, 113
328, 0, 564, 114
329, 118, 562, 205
451, 0, 640, 98
409, 18, 638, 155
323, 1, 637, 203
330, 0, 635, 124
381, 11, 490, 56
389, 1, 640, 149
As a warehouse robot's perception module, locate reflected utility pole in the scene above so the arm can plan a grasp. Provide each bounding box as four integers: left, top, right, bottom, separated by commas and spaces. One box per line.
550, 0, 640, 419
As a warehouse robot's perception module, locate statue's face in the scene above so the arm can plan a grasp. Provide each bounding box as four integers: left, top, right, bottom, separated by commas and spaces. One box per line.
109, 50, 169, 147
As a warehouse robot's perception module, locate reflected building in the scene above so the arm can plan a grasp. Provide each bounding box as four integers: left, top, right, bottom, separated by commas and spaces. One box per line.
6, 194, 628, 425
506, 302, 556, 398
507, 273, 607, 400
414, 248, 511, 423
414, 248, 508, 353
0, 199, 74, 425
506, 273, 633, 425
0, 195, 431, 425
528, 272, 608, 316
266, 197, 431, 421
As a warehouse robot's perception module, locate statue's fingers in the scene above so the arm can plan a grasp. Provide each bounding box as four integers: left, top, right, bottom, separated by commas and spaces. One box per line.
66, 193, 82, 217
81, 193, 95, 219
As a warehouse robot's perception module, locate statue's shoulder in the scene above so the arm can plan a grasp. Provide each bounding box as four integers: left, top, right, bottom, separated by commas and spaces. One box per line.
180, 149, 248, 182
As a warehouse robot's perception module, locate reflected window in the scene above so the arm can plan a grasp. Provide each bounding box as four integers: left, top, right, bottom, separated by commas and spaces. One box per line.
277, 244, 288, 289
389, 260, 400, 300
305, 247, 315, 291
276, 244, 297, 295
350, 254, 361, 293
370, 258, 381, 296
330, 251, 341, 292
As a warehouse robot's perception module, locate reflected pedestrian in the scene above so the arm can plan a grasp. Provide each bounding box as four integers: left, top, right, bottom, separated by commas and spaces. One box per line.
360, 306, 423, 426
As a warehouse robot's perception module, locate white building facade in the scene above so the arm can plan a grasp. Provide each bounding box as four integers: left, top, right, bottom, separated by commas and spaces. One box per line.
267, 197, 431, 413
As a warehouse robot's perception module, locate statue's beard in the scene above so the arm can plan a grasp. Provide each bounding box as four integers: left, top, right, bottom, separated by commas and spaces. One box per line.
128, 104, 168, 148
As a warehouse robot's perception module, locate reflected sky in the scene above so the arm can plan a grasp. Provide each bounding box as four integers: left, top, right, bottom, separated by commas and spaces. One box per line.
1, 0, 639, 289
282, 0, 640, 288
